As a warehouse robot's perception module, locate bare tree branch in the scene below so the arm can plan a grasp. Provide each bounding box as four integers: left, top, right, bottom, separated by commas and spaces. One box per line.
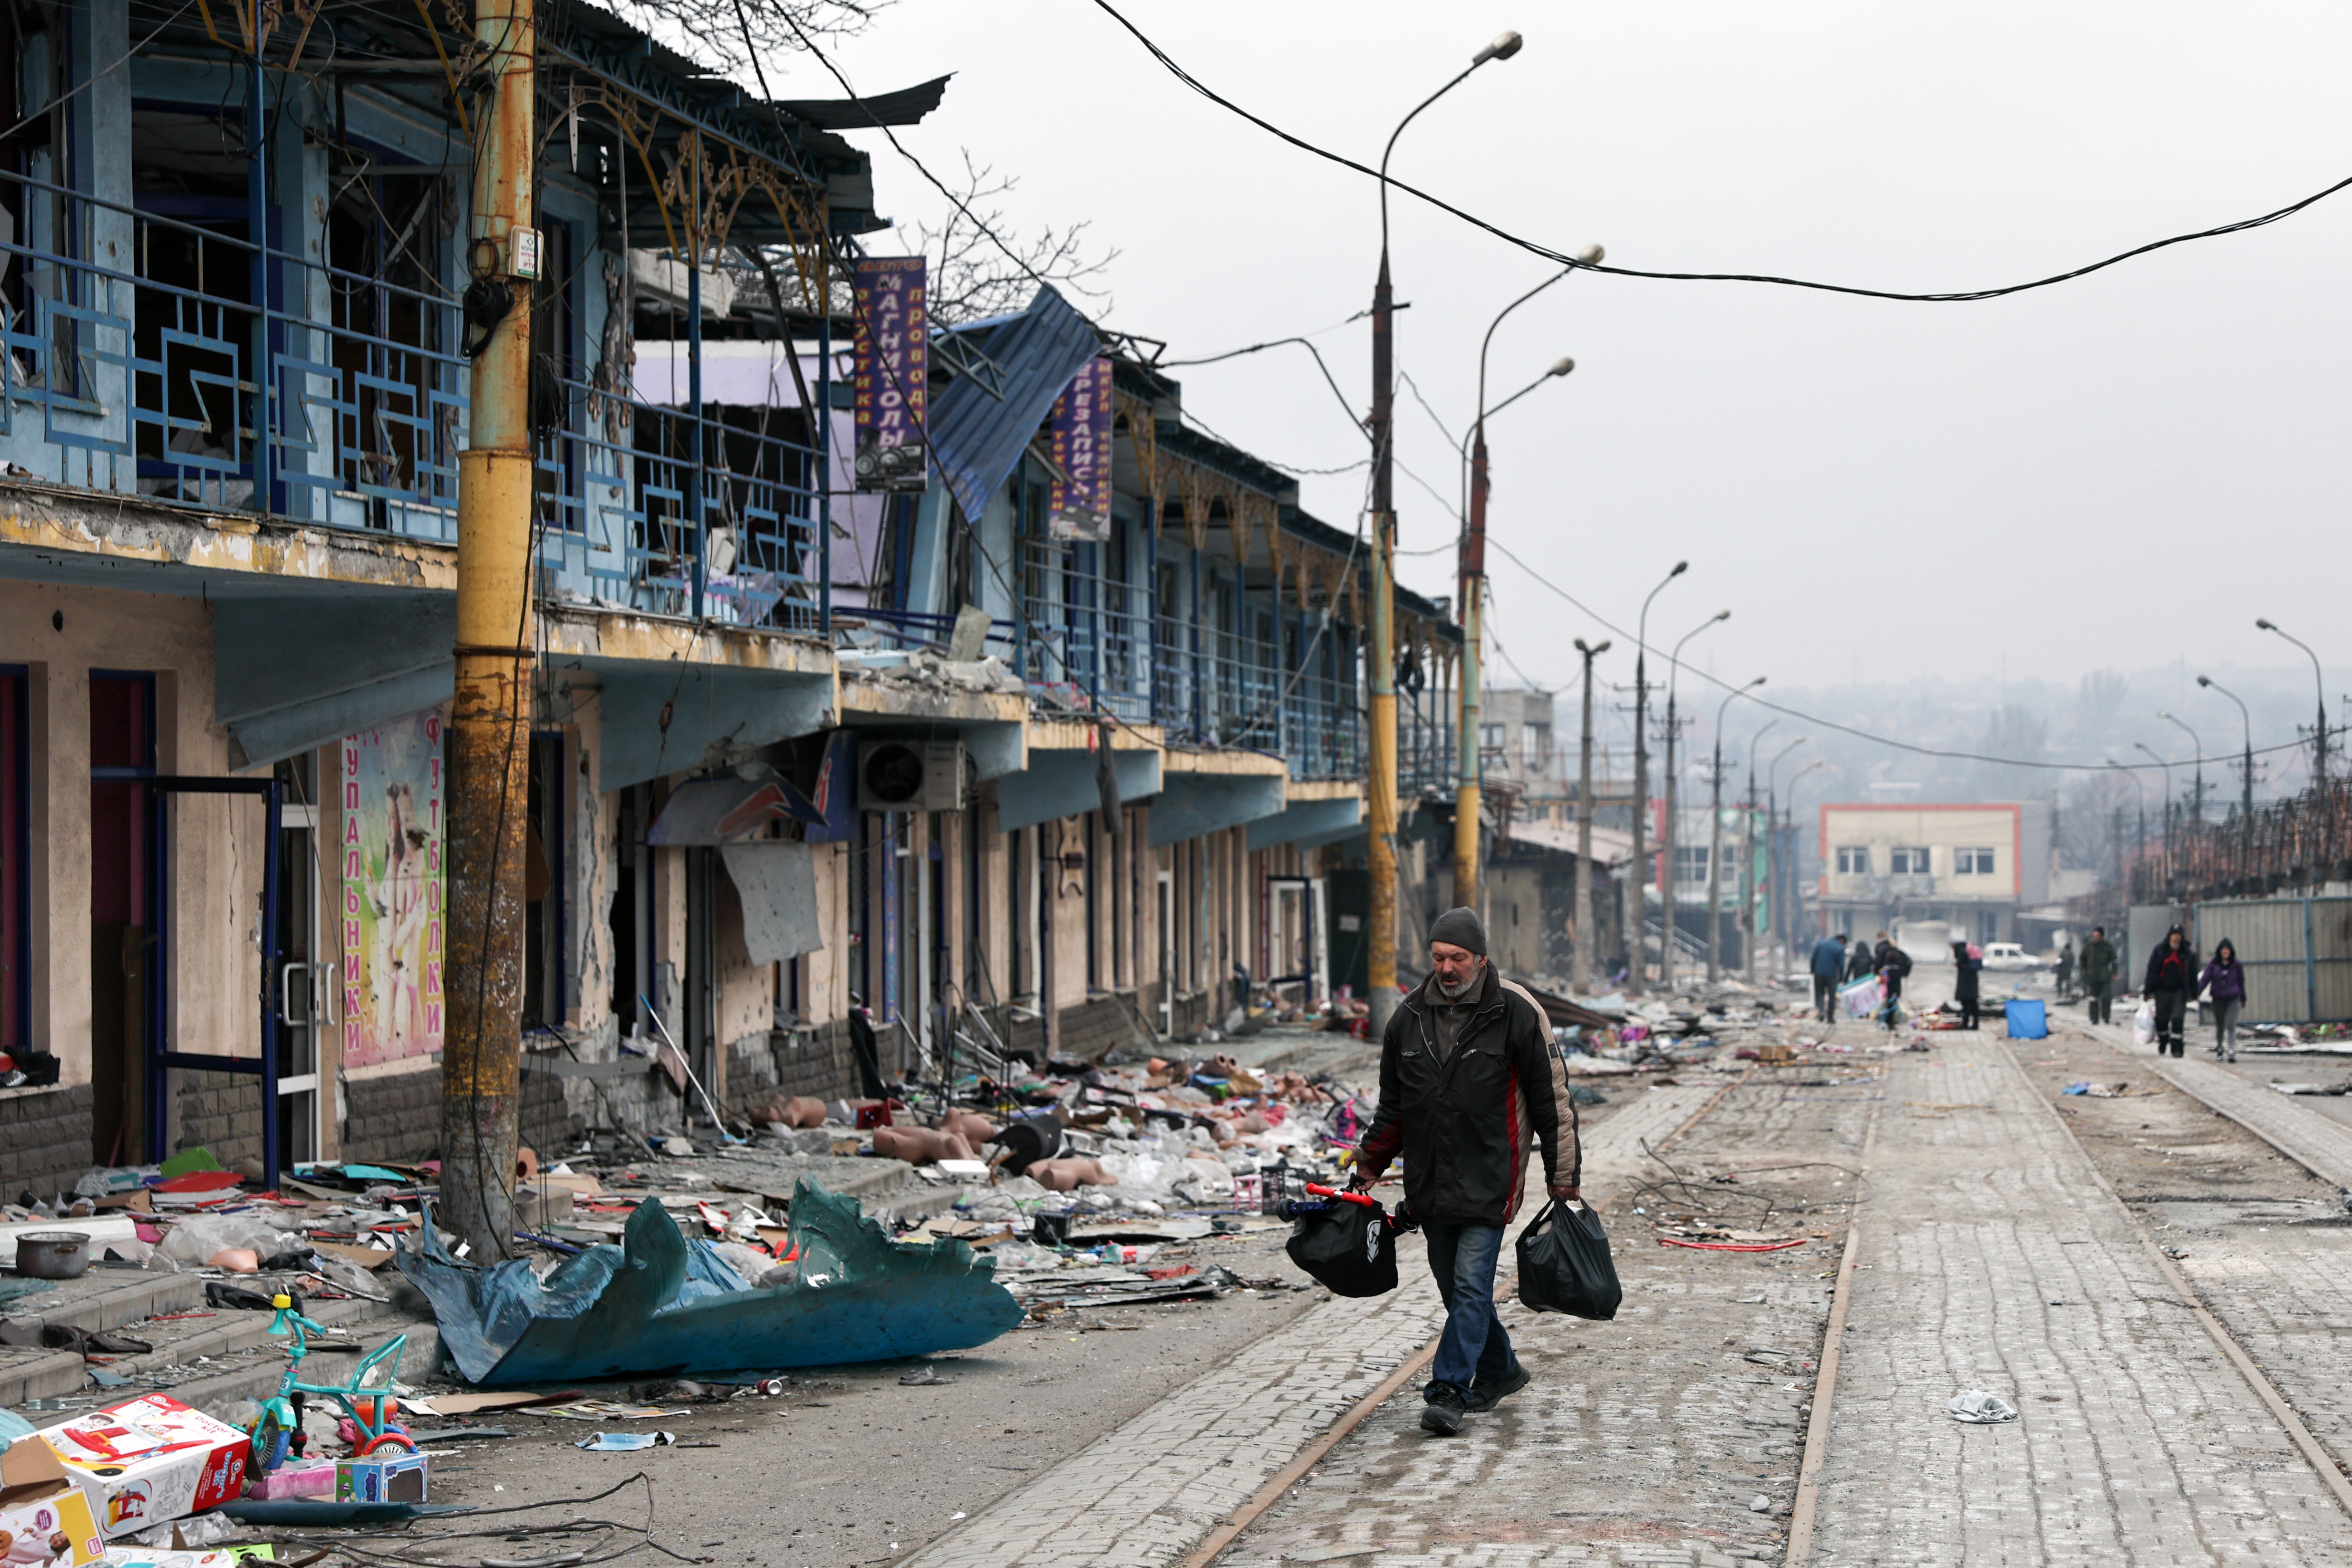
599, 0, 885, 83
899, 149, 1118, 329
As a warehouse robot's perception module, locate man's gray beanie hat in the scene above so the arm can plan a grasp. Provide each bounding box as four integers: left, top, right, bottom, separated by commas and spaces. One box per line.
1430, 907, 1487, 957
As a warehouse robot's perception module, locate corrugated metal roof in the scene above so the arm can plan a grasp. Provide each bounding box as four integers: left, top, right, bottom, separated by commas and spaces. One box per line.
930, 286, 1102, 522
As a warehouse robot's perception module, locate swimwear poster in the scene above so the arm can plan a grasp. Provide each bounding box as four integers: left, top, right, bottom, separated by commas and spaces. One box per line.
341, 709, 445, 1066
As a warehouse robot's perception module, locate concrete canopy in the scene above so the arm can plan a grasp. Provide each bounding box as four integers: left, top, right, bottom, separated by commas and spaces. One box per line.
213, 594, 455, 769
1150, 771, 1288, 848
1246, 796, 1361, 852
995, 747, 1162, 833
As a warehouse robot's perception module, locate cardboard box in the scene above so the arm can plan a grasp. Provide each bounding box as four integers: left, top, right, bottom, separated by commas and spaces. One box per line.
37, 1395, 251, 1539
0, 1433, 107, 1568
334, 1453, 426, 1505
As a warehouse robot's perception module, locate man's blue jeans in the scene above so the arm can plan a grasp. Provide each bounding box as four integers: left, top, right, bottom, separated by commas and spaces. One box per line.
1421, 1220, 1514, 1393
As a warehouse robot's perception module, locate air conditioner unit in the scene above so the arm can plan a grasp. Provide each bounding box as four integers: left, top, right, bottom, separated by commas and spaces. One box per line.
856, 739, 964, 813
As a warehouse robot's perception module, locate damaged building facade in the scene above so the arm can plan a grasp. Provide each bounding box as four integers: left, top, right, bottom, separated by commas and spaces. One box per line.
0, 1, 1492, 1194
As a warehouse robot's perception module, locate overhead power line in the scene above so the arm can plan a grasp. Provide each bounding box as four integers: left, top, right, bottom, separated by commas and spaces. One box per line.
1087, 0, 2352, 305
1483, 536, 2320, 775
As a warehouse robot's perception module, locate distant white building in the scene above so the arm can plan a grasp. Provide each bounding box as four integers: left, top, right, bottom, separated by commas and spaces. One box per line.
1817, 801, 2053, 944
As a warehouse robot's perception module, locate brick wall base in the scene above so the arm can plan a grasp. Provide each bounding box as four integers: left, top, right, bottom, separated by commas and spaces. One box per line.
0, 1085, 94, 1203
175, 1075, 264, 1171
341, 1060, 586, 1166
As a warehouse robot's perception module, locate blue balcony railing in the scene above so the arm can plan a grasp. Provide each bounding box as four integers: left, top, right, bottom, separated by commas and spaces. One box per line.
0, 166, 826, 632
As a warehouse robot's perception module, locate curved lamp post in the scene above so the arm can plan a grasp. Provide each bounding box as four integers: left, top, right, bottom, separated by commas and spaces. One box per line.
1364, 29, 1521, 1033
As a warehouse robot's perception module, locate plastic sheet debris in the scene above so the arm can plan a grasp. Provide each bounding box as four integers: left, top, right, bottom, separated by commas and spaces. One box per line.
400, 1179, 1022, 1381
1948, 1390, 2020, 1424
898, 1366, 954, 1386
573, 1432, 674, 1451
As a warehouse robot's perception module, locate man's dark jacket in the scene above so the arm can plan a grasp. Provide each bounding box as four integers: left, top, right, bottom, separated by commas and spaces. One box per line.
1809, 937, 1848, 980
2080, 937, 2118, 987
2145, 939, 2198, 995
1357, 964, 1572, 1225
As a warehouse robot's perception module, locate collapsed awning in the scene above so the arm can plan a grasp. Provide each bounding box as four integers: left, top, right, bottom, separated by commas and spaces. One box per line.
400, 1180, 1022, 1383
929, 286, 1102, 524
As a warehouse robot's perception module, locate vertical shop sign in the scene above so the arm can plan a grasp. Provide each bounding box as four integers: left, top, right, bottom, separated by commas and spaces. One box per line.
342, 710, 446, 1066
1047, 357, 1115, 541
852, 257, 929, 491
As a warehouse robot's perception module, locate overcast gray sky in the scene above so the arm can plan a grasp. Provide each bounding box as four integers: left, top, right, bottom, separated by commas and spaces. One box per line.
800, 1, 2352, 709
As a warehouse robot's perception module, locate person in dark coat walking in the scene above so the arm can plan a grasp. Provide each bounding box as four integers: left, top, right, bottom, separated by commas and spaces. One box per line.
1354, 908, 1574, 1436
2144, 925, 2197, 1057
1951, 939, 1984, 1030
2053, 939, 2076, 1002
1876, 940, 1912, 1030
2080, 926, 2119, 1024
2200, 939, 2248, 1062
1810, 933, 1850, 1023
1845, 934, 1879, 984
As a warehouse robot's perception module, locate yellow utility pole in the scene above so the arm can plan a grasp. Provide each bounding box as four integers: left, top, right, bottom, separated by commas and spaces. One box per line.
442, 0, 537, 1261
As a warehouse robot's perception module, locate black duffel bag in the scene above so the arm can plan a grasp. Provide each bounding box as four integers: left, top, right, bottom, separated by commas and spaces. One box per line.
1285, 1194, 1405, 1297
1516, 1200, 1622, 1320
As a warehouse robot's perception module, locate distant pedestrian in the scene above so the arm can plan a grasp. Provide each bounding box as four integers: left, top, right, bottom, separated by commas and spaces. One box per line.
2080, 926, 2118, 1024
2200, 939, 2247, 1062
1845, 935, 1878, 984
2053, 940, 2075, 1001
1354, 908, 1574, 1436
2144, 926, 2197, 1058
1810, 932, 1850, 1023
1877, 940, 1912, 1030
1951, 940, 1984, 1031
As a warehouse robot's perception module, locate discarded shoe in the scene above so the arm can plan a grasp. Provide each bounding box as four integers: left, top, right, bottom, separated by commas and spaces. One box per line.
1420, 1382, 1468, 1435
1463, 1364, 1530, 1413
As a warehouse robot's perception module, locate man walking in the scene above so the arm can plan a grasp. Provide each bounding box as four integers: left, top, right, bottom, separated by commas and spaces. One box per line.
1353, 908, 1575, 1436
1810, 932, 1850, 1023
2081, 926, 2118, 1024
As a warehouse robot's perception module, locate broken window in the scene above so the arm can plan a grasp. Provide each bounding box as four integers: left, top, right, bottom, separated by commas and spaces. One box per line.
1956, 846, 1996, 875
1889, 846, 1931, 875
1835, 845, 1869, 874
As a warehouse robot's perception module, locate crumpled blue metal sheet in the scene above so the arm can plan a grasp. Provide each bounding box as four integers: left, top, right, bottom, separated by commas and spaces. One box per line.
929, 285, 1102, 524
399, 1179, 1023, 1384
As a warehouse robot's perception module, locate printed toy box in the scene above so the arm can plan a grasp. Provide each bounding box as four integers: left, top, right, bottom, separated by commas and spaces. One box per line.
35, 1395, 251, 1539
334, 1452, 426, 1505
0, 1428, 107, 1567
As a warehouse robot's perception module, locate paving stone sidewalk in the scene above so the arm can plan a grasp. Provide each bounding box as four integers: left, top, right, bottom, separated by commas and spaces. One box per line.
1811, 1041, 2352, 1564
899, 1083, 1719, 1568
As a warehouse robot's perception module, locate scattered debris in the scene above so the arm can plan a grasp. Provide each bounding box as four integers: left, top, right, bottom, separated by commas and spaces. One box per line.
1948, 1390, 2020, 1424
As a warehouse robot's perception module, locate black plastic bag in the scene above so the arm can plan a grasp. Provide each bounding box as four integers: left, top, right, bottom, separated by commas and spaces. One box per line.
1285, 1197, 1401, 1298
1516, 1200, 1622, 1320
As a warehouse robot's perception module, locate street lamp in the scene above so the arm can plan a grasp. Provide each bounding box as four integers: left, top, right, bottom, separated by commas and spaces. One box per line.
1658, 609, 1729, 990
2108, 759, 2149, 897
1759, 736, 1809, 979
1456, 264, 1588, 916
1741, 718, 1782, 983
2134, 742, 2177, 878
1786, 757, 1830, 946
1365, 29, 1522, 1034
2197, 674, 2255, 864
2158, 711, 2204, 827
1572, 636, 1612, 993
1705, 676, 1766, 983
1624, 561, 1688, 995
2257, 618, 2327, 794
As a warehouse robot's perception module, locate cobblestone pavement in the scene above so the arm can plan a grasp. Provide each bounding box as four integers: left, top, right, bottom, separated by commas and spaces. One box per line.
2027, 1022, 2352, 1491
2077, 1014, 2352, 1188
1810, 1037, 2352, 1565
1203, 1042, 1880, 1568
898, 1080, 1726, 1568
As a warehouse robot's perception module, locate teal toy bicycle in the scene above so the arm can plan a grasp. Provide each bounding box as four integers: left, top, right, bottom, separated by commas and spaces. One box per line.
246, 1292, 416, 1472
